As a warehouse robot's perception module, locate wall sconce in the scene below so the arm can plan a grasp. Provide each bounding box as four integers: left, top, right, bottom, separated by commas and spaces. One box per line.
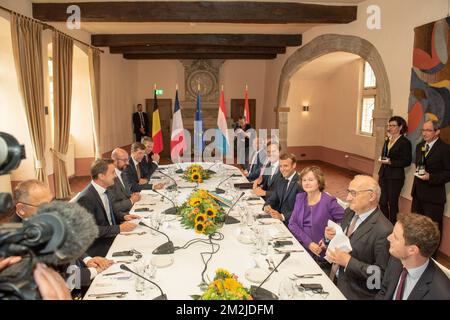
302, 105, 310, 112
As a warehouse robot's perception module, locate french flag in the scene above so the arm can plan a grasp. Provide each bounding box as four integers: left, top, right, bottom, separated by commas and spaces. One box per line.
217, 88, 231, 155
170, 89, 186, 162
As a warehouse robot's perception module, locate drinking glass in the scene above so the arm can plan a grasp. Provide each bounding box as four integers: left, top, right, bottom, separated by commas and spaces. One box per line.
278, 277, 295, 300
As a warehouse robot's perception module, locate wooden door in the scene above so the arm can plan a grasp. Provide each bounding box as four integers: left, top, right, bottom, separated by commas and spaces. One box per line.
230, 99, 256, 129
146, 98, 172, 159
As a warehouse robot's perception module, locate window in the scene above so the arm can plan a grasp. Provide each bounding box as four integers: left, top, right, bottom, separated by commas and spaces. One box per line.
48, 58, 53, 108
359, 61, 377, 135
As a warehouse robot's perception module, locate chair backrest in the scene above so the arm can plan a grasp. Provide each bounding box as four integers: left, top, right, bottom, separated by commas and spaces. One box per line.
432, 258, 450, 279
336, 197, 349, 209
69, 192, 81, 203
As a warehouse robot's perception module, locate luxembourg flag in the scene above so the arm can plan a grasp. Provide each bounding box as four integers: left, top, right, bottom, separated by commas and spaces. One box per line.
217, 87, 231, 155
170, 89, 186, 162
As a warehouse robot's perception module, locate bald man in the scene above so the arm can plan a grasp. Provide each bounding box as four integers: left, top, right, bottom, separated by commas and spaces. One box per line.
325, 175, 393, 300
109, 148, 141, 217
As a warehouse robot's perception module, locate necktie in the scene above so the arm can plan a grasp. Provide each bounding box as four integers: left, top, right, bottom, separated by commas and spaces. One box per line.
395, 268, 408, 300
329, 215, 359, 281
425, 143, 430, 157
104, 191, 116, 226
136, 163, 142, 179
139, 112, 144, 128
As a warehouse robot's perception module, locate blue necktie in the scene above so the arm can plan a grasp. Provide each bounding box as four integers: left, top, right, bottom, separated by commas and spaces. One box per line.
105, 191, 117, 225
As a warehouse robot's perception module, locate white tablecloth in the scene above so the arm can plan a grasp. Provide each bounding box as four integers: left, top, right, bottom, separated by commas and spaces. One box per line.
84, 162, 345, 300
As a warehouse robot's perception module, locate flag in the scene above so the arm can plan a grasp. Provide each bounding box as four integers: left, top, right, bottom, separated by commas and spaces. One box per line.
170, 90, 186, 161
217, 88, 230, 155
194, 91, 203, 156
152, 89, 163, 154
244, 87, 250, 125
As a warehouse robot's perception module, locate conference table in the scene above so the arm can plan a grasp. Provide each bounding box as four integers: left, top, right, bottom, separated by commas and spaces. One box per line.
84, 162, 346, 300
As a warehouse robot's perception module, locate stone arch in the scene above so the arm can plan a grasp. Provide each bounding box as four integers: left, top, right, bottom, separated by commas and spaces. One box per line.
276, 34, 392, 176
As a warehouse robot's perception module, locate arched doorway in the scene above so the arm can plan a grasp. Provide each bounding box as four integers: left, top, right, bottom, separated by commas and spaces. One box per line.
277, 34, 392, 176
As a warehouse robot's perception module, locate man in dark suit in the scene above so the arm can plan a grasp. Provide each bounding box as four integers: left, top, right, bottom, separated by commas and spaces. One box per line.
376, 212, 450, 300
122, 142, 165, 193
234, 116, 253, 167
263, 153, 303, 225
141, 136, 160, 179
243, 137, 267, 182
78, 159, 139, 257
411, 120, 450, 234
132, 103, 150, 142
325, 175, 393, 300
109, 147, 141, 217
253, 141, 282, 199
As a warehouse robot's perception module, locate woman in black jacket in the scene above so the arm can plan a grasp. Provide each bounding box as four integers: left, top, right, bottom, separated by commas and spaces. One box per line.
378, 116, 412, 223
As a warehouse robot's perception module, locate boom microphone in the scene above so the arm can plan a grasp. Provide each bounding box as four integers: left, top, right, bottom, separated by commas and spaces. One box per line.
221, 192, 245, 225
139, 221, 176, 254
157, 169, 178, 191
120, 264, 167, 300
152, 189, 177, 215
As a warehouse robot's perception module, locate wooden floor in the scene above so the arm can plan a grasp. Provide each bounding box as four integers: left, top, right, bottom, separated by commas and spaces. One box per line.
69, 159, 450, 269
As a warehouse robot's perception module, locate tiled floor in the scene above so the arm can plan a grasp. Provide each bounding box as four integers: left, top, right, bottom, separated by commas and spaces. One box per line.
69, 159, 450, 269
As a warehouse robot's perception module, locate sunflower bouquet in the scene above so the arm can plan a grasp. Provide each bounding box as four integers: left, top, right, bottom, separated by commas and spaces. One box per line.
181, 164, 212, 183
195, 269, 253, 300
177, 189, 225, 235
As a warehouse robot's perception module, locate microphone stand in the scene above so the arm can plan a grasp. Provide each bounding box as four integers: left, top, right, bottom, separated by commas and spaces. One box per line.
221, 192, 245, 225
214, 174, 234, 194
251, 253, 291, 300
153, 189, 178, 215
120, 264, 167, 300
174, 162, 183, 174
139, 221, 176, 254
157, 169, 178, 191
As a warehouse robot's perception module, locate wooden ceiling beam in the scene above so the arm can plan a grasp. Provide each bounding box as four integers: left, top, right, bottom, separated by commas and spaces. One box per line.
109, 45, 286, 54
33, 1, 357, 24
123, 53, 277, 60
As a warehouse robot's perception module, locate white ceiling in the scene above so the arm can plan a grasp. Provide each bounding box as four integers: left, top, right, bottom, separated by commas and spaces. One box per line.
291, 51, 361, 80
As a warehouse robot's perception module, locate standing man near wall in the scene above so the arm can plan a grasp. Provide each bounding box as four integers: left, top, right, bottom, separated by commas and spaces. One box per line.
132, 104, 150, 142
411, 120, 450, 234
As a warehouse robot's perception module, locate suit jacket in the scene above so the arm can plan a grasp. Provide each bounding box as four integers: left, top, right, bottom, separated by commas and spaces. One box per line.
265, 172, 303, 224
122, 157, 154, 192
259, 164, 282, 199
378, 135, 412, 180
77, 183, 120, 257
411, 138, 450, 204
246, 149, 267, 182
336, 208, 393, 300
132, 111, 149, 135
108, 176, 132, 218
288, 192, 344, 256
376, 257, 450, 300
141, 154, 158, 179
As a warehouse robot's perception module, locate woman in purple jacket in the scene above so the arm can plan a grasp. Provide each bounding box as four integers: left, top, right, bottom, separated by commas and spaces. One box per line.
288, 166, 345, 262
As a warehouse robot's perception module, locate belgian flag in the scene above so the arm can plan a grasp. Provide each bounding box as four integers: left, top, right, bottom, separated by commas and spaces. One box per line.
152, 89, 163, 154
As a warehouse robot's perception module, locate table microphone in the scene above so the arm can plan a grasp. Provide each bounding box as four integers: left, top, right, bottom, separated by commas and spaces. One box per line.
139, 221, 177, 254
120, 264, 167, 300
174, 162, 183, 174
214, 174, 234, 194
153, 189, 177, 215
205, 162, 219, 174
222, 191, 245, 225
157, 169, 178, 191
251, 252, 291, 300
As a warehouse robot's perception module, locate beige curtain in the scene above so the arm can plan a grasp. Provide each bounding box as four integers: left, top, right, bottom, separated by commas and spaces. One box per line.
88, 48, 101, 159
51, 31, 73, 198
10, 13, 47, 183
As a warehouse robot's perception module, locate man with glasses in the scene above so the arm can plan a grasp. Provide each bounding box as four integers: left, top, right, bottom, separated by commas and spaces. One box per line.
325, 175, 392, 299
411, 120, 450, 234
109, 147, 141, 217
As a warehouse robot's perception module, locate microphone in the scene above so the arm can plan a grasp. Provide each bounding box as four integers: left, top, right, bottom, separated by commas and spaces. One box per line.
221, 192, 245, 225
152, 189, 177, 215
139, 221, 176, 254
214, 174, 234, 194
120, 264, 167, 300
174, 162, 183, 174
251, 253, 291, 300
205, 162, 218, 174
157, 169, 178, 191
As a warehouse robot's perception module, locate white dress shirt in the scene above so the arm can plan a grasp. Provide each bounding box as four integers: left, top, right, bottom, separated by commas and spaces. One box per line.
115, 168, 125, 188
393, 259, 429, 300
91, 181, 113, 226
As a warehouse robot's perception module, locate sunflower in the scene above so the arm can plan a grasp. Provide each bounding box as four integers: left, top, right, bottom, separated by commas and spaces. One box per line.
205, 206, 217, 218
189, 197, 201, 207
198, 189, 208, 199
191, 167, 199, 173
195, 221, 206, 234
191, 172, 200, 181
195, 213, 207, 224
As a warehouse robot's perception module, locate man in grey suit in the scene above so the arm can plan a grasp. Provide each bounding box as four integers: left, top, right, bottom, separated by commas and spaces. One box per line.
109, 148, 141, 217
325, 175, 393, 299
376, 212, 450, 300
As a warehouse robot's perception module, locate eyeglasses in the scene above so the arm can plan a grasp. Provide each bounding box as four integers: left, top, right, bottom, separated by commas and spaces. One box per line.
421, 129, 436, 133
346, 189, 373, 197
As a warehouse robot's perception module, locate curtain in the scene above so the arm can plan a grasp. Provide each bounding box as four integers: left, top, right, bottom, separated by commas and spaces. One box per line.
51, 31, 73, 198
10, 13, 47, 183
88, 48, 101, 159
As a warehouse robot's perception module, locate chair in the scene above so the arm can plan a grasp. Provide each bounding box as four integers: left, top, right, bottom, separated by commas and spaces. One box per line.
69, 192, 81, 203
432, 258, 450, 279
336, 197, 349, 209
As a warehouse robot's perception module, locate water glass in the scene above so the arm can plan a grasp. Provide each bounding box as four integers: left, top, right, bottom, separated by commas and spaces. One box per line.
278, 277, 295, 300
246, 211, 255, 227
260, 230, 269, 255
